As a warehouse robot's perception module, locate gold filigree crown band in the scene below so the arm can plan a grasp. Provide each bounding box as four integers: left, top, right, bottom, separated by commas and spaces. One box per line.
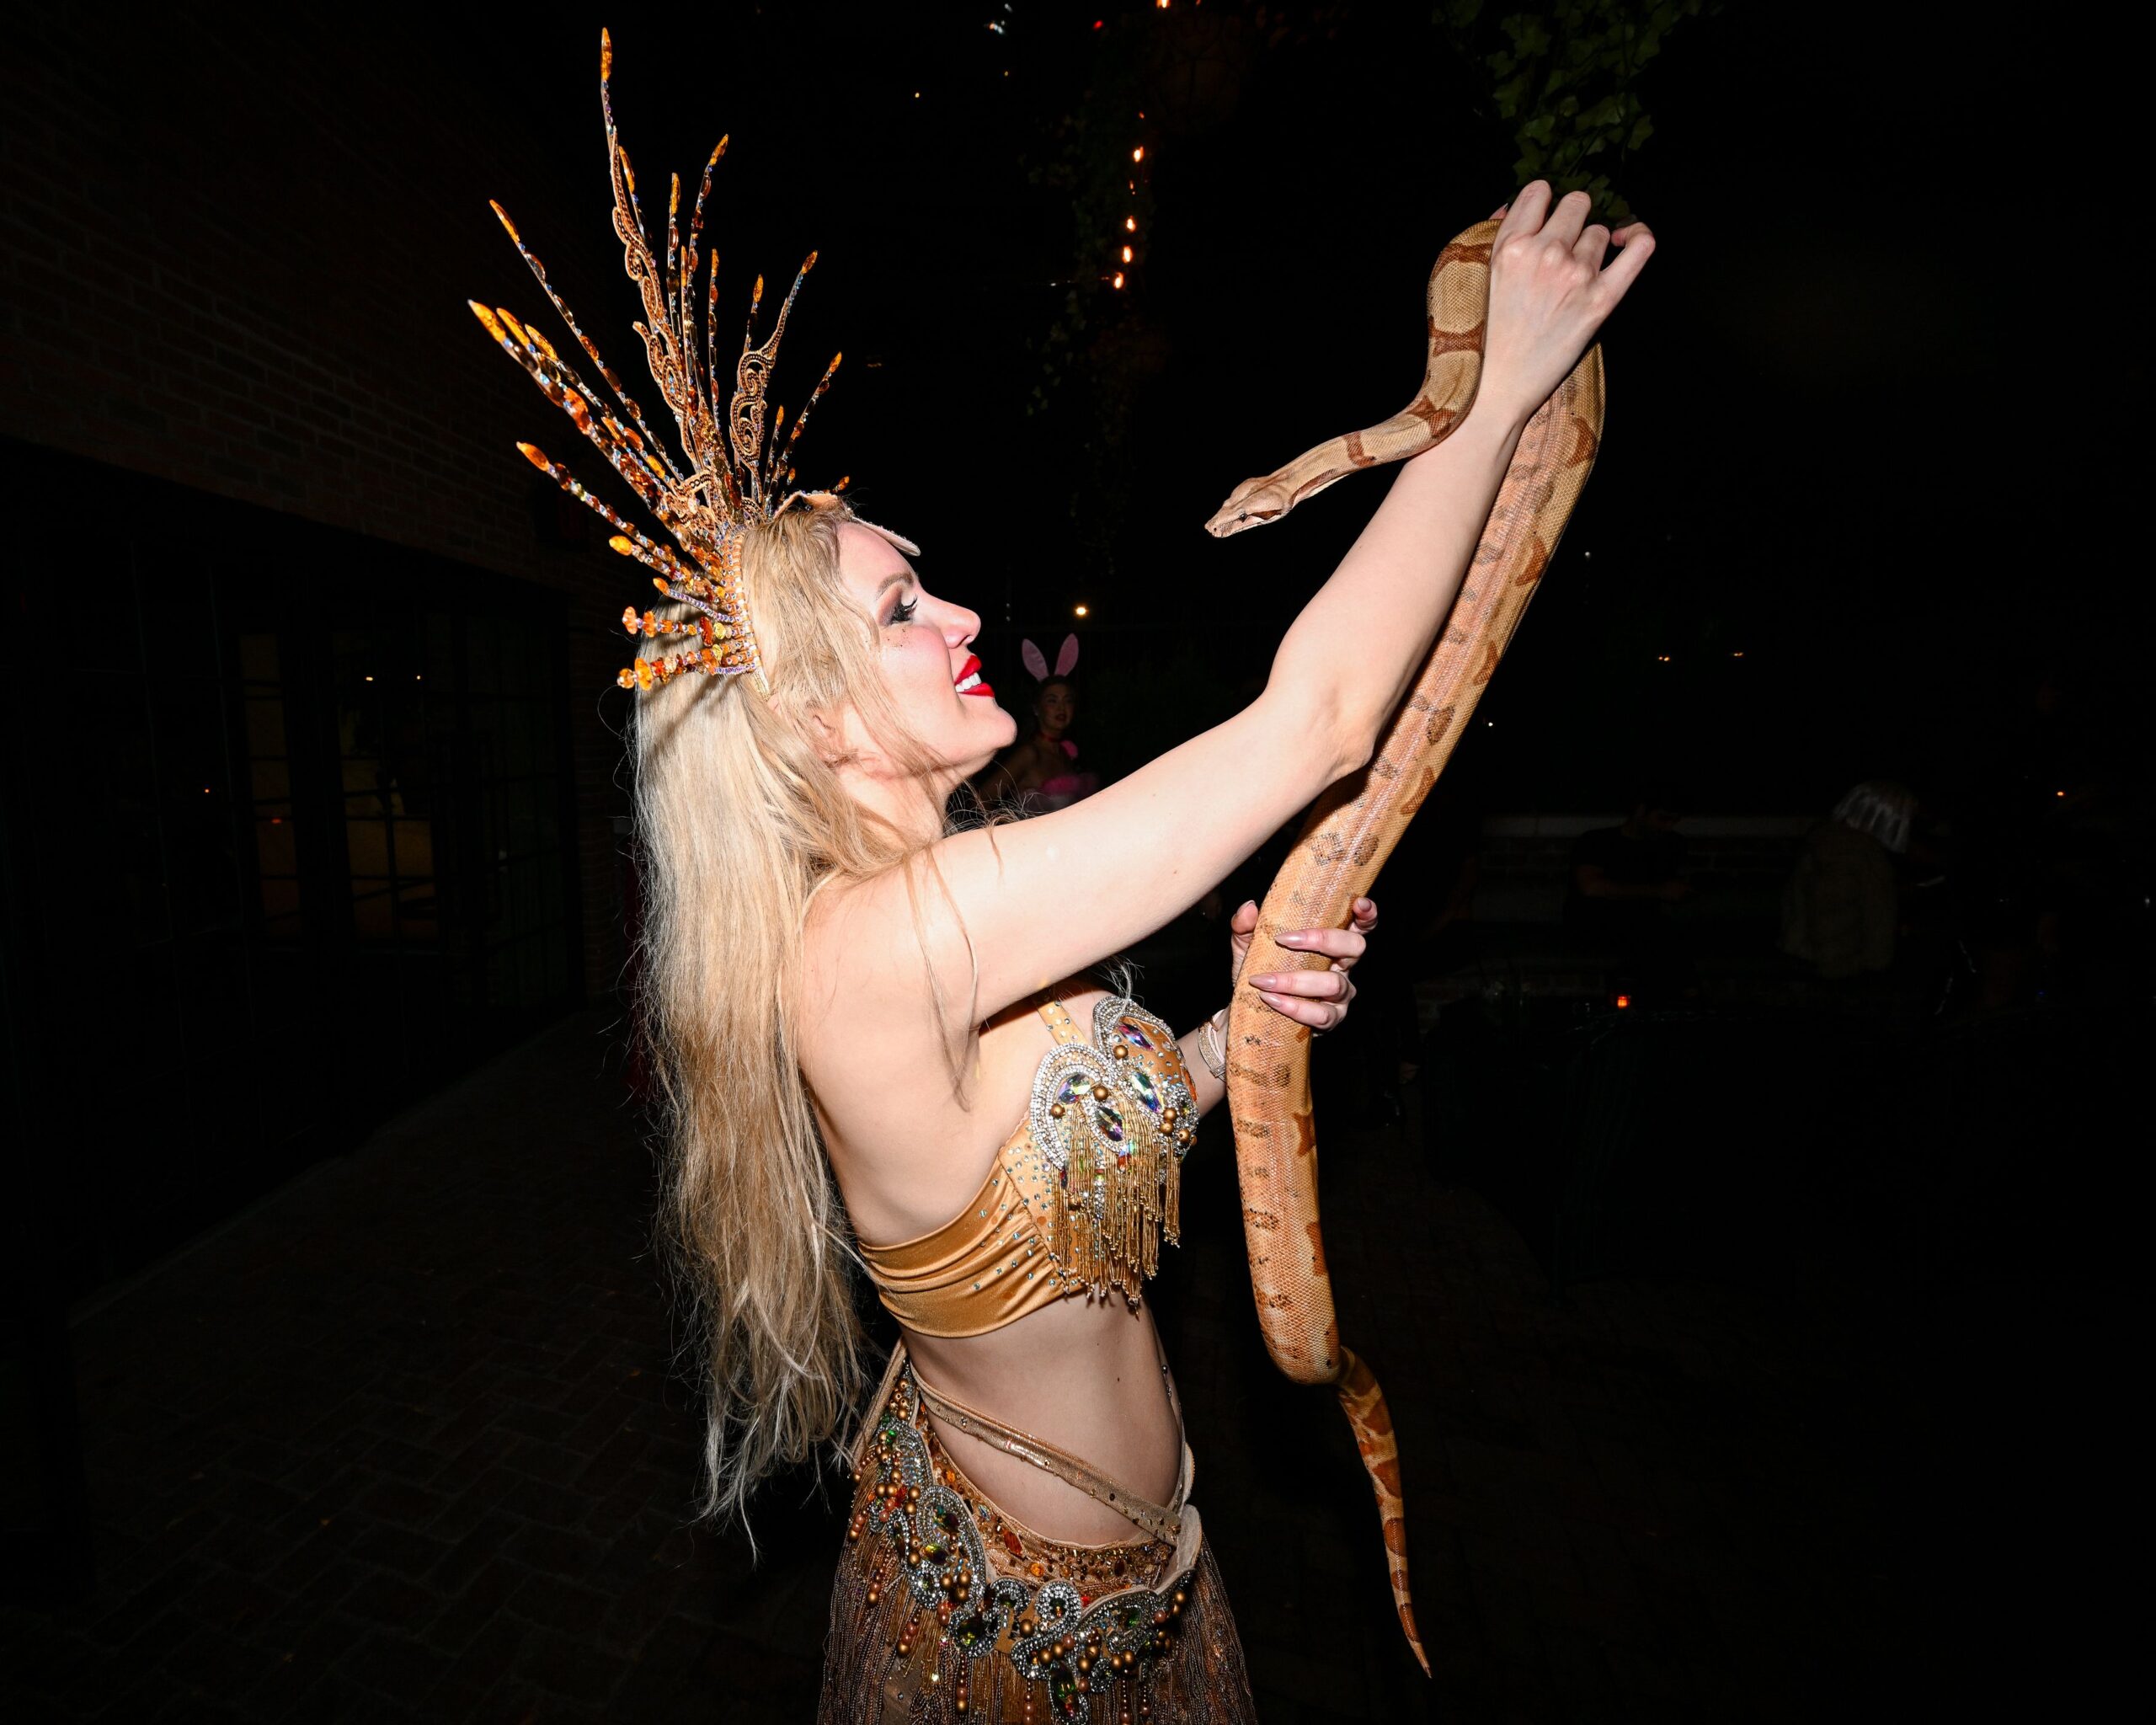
471, 29, 853, 697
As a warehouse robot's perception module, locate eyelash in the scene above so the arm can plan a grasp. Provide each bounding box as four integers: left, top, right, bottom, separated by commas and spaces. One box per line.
889, 596, 918, 626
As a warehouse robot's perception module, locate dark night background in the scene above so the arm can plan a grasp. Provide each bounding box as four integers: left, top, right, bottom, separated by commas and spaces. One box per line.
3, 3, 2148, 1721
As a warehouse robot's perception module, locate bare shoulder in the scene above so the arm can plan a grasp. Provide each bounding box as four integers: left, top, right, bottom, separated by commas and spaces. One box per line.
803, 887, 1112, 1242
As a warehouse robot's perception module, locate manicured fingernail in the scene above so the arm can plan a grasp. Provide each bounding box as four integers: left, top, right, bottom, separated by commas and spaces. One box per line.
1276, 932, 1308, 947
1249, 975, 1279, 990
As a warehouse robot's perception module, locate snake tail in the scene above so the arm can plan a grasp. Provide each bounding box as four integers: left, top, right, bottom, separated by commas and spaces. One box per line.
1339, 1347, 1428, 1675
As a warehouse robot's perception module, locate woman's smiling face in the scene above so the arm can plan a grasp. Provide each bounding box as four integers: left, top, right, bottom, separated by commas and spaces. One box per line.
1034, 680, 1075, 737
831, 520, 1014, 784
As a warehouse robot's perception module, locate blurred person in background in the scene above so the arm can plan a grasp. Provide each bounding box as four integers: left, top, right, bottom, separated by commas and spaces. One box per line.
1782, 780, 1915, 981
977, 635, 1099, 814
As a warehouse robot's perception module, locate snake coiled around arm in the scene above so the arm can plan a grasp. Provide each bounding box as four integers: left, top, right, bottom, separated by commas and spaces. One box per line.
1213, 216, 1609, 1674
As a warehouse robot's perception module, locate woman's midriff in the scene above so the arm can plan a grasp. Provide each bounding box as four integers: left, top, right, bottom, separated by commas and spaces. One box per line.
901, 1294, 1182, 1546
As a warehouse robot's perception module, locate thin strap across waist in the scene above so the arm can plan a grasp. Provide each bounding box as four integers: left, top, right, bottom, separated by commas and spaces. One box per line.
860, 1339, 1190, 1546
910, 1368, 1190, 1546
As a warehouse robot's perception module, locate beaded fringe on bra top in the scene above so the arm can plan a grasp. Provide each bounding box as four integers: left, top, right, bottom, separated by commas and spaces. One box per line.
1028, 997, 1198, 1305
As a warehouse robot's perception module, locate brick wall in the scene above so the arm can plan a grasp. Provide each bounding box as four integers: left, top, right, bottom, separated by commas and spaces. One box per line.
0, 13, 639, 994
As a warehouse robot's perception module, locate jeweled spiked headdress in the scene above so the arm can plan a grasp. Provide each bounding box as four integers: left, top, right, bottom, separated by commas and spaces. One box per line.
471, 29, 851, 697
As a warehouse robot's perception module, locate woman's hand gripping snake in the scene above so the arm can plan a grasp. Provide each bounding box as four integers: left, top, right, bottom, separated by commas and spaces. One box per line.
1212, 216, 1609, 1674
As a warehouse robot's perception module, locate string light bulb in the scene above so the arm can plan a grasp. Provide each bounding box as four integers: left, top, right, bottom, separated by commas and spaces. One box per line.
1132, 146, 1145, 163
1122, 244, 1133, 262
1126, 216, 1137, 232
1075, 604, 1090, 617
1112, 271, 1124, 289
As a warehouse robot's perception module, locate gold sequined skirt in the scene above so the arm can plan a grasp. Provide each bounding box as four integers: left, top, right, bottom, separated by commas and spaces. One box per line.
816, 1369, 1257, 1724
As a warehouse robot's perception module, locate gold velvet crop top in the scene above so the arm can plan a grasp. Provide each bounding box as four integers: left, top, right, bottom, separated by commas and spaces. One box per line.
857, 994, 1198, 1338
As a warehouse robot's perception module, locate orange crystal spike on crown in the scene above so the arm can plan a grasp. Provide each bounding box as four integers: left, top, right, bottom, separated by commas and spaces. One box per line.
475, 29, 857, 697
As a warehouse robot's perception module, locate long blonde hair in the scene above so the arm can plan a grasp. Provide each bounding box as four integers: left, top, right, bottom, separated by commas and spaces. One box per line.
632, 499, 970, 1532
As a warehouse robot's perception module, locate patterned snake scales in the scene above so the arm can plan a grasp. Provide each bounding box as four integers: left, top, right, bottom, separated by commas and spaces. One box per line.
1209, 216, 1608, 1674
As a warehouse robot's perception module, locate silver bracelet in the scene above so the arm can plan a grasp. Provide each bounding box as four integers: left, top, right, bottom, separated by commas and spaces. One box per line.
1195, 1007, 1229, 1081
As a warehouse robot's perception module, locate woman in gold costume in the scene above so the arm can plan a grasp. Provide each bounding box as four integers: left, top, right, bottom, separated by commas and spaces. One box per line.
472, 35, 1651, 1722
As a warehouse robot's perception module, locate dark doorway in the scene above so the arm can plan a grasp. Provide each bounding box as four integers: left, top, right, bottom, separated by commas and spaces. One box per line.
3, 438, 587, 1307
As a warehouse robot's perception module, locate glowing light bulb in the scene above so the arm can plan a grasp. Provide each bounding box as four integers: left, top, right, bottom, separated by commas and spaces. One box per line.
1075, 604, 1090, 617
1615, 993, 1632, 1009
1112, 271, 1125, 288
1125, 216, 1137, 232
1121, 244, 1133, 262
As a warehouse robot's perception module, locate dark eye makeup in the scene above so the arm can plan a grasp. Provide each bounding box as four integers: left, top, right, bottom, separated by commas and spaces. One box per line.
887, 593, 918, 626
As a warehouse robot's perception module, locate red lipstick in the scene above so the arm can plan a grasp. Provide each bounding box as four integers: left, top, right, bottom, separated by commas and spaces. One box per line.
954, 654, 993, 697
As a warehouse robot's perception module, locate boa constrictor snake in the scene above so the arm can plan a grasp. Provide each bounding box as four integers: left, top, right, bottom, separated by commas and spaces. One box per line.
1209, 216, 1608, 1674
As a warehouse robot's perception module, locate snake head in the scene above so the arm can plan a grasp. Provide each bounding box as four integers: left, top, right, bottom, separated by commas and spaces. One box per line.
1203, 474, 1295, 539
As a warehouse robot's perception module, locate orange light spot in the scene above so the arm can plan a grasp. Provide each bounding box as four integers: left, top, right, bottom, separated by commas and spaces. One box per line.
1075, 604, 1090, 617
1121, 244, 1133, 262
1614, 993, 1631, 1009
1112, 271, 1124, 288
1125, 216, 1137, 232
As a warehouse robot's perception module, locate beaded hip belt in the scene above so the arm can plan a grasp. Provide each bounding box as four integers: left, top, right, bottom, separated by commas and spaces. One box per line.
846, 1369, 1203, 1722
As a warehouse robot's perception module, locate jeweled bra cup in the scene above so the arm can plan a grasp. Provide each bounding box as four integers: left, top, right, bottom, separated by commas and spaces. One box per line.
1025, 995, 1196, 1303
857, 992, 1200, 1337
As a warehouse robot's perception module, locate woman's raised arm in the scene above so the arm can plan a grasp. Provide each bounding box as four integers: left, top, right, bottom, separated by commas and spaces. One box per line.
829, 185, 1653, 1030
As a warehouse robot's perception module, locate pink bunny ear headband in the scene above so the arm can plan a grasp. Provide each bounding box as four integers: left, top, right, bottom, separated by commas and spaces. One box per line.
1019, 634, 1081, 683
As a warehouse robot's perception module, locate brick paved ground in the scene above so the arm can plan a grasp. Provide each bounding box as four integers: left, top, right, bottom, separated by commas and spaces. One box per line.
3, 1003, 2135, 1721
